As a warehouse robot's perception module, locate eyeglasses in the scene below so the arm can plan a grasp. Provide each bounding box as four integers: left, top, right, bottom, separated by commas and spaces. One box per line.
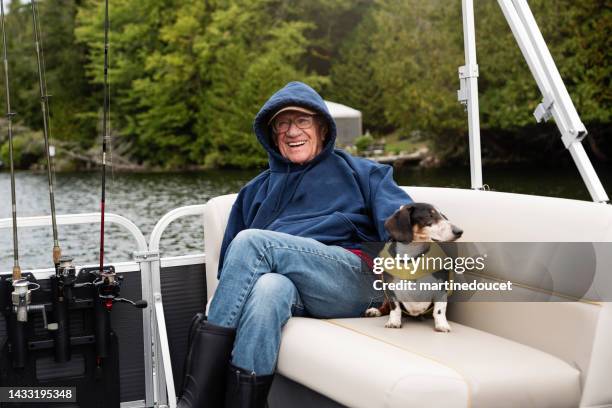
272, 115, 315, 133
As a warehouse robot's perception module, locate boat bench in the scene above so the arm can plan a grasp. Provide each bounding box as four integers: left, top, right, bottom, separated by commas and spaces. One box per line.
203, 187, 612, 408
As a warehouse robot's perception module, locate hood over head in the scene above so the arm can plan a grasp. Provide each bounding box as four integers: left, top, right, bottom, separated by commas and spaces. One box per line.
253, 81, 337, 171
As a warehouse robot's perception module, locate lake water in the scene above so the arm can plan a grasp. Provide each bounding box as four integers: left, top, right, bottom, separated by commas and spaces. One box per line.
1, 164, 610, 271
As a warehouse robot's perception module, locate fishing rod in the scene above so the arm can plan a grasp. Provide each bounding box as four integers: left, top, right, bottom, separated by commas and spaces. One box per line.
1, 0, 18, 283
100, 0, 109, 277
1, 0, 31, 369
95, 0, 113, 360
31, 0, 73, 363
94, 0, 146, 361
31, 0, 61, 270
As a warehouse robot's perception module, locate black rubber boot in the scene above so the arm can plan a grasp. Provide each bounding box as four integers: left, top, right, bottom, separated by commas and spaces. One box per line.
177, 313, 236, 408
224, 363, 274, 408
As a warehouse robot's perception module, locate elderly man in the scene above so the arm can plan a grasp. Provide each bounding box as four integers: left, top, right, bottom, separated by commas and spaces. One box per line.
178, 81, 411, 408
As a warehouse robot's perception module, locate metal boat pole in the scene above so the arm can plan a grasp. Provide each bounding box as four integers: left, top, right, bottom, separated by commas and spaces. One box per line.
497, 0, 609, 203
31, 0, 71, 362
1, 0, 29, 368
458, 0, 483, 190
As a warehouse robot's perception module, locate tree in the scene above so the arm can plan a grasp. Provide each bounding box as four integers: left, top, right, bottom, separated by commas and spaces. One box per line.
0, 0, 94, 168
196, 0, 325, 168
328, 0, 611, 164
3, 0, 606, 169
328, 8, 390, 134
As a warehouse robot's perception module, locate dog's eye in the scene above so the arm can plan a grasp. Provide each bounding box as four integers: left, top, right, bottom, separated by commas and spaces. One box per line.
425, 222, 433, 227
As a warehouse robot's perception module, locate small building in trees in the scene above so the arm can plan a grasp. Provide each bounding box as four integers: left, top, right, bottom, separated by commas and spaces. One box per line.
324, 101, 362, 147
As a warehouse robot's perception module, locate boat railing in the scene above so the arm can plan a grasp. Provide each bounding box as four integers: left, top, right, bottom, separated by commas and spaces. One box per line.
0, 212, 147, 276
148, 204, 207, 408
0, 212, 157, 407
0, 208, 210, 408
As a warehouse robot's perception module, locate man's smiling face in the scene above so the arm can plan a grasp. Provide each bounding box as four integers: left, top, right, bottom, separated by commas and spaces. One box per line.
273, 110, 324, 165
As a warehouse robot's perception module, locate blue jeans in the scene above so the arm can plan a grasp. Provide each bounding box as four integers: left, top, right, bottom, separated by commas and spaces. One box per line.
207, 229, 379, 375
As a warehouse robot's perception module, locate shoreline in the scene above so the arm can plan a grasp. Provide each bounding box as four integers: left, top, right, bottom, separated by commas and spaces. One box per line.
1, 160, 610, 175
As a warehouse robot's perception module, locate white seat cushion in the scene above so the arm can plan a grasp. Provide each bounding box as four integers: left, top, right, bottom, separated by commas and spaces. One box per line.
277, 317, 581, 408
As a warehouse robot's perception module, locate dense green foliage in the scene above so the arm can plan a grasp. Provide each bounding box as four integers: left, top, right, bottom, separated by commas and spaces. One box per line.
330, 0, 611, 163
0, 0, 609, 169
2, 1, 95, 146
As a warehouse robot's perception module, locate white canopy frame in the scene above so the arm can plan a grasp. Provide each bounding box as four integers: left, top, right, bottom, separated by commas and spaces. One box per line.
458, 0, 609, 203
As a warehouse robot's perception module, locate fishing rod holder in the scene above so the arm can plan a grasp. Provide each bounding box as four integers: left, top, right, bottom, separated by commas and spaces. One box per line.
51, 255, 77, 362
1, 267, 122, 406
74, 264, 147, 362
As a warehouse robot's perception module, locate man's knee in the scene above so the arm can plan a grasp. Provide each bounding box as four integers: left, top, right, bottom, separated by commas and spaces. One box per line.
226, 229, 291, 266
245, 274, 297, 316
229, 229, 275, 252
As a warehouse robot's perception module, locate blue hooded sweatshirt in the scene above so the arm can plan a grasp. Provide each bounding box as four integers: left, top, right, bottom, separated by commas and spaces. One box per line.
217, 81, 412, 276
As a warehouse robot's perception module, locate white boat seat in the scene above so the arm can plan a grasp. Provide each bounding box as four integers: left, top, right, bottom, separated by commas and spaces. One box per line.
203, 187, 612, 408
278, 317, 579, 408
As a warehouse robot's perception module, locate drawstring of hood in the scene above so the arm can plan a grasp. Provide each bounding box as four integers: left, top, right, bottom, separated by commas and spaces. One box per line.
273, 164, 291, 212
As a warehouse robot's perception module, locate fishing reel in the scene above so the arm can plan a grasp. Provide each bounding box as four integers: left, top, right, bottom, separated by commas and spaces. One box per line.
0, 272, 41, 368
10, 276, 40, 322
96, 271, 147, 311
98, 272, 121, 310
57, 256, 77, 284
55, 256, 77, 301
77, 265, 147, 311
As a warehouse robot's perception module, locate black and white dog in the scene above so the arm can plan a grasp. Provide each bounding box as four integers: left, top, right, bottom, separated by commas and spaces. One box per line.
365, 203, 463, 332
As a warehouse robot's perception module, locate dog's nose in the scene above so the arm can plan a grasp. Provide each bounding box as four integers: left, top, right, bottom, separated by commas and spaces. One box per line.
452, 226, 463, 237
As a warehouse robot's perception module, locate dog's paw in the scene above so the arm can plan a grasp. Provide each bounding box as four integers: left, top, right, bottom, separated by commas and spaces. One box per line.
434, 321, 452, 332
365, 307, 382, 317
384, 317, 402, 329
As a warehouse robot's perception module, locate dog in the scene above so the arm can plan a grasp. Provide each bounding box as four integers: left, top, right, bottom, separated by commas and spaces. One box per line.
365, 203, 463, 332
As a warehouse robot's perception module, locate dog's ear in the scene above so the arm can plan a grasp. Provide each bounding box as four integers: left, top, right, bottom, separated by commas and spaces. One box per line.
384, 205, 414, 242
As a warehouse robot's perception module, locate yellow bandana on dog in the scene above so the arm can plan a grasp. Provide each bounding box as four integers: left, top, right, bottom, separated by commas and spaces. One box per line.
379, 242, 455, 313
378, 242, 449, 280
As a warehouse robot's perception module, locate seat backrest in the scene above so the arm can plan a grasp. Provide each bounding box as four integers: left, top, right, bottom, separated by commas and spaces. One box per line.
203, 193, 238, 301
204, 187, 612, 297
406, 186, 612, 242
